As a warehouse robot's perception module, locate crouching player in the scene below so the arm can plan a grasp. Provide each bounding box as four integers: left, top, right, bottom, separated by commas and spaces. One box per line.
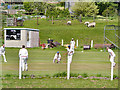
0, 44, 7, 62
107, 47, 116, 67
53, 51, 61, 63
19, 45, 28, 71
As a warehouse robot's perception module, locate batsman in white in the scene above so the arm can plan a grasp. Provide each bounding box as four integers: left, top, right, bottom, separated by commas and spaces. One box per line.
19, 45, 28, 71
0, 44, 7, 62
70, 38, 75, 54
67, 45, 73, 64
107, 47, 116, 67
53, 51, 61, 63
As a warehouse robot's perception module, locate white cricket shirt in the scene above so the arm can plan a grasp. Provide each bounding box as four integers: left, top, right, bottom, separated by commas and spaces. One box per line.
0, 46, 5, 53
108, 49, 115, 57
67, 48, 73, 56
70, 41, 75, 46
54, 53, 61, 59
19, 48, 28, 57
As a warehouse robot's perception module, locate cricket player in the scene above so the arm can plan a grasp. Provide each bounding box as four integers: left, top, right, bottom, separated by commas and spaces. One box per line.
53, 51, 61, 63
0, 44, 7, 62
70, 38, 75, 54
19, 45, 28, 71
67, 45, 73, 64
107, 47, 116, 67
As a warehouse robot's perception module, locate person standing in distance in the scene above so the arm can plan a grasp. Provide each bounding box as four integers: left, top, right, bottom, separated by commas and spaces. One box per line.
0, 44, 7, 62
19, 45, 28, 71
70, 38, 75, 54
53, 51, 61, 63
107, 47, 116, 67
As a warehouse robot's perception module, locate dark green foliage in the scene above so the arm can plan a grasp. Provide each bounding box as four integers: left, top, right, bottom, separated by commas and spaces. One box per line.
70, 73, 79, 77
23, 2, 34, 13
46, 7, 70, 18
96, 74, 102, 77
113, 75, 118, 79
96, 2, 118, 16
53, 72, 67, 77
45, 74, 51, 78
102, 6, 117, 17
4, 74, 11, 77
23, 74, 30, 77
81, 73, 88, 78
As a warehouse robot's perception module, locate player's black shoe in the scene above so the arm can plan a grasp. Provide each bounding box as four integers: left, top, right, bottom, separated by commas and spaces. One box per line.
113, 63, 116, 67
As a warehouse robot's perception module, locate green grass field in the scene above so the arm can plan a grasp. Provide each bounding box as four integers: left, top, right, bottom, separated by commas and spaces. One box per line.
1, 19, 119, 88
1, 48, 118, 88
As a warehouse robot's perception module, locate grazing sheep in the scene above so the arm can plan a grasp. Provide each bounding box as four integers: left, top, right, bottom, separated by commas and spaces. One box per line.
84, 21, 89, 26
88, 22, 96, 27
67, 21, 71, 25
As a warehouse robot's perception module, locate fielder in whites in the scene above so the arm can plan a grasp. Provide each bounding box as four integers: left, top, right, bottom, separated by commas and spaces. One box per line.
67, 45, 73, 64
53, 51, 61, 63
19, 45, 28, 71
67, 45, 73, 79
0, 44, 7, 62
70, 38, 75, 54
107, 47, 116, 67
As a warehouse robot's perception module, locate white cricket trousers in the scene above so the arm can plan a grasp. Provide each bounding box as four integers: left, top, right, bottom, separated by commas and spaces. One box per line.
21, 57, 28, 71
67, 55, 72, 79
0, 53, 7, 62
110, 56, 116, 66
68, 55, 72, 64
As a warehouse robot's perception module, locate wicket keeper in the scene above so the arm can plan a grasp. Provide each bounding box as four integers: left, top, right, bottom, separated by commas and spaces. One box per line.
53, 51, 61, 63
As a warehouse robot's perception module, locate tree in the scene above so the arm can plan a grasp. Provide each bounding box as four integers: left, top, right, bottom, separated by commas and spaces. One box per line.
71, 2, 99, 17
71, 2, 99, 22
102, 6, 117, 17
46, 4, 58, 18
23, 2, 34, 13
33, 2, 47, 15
59, 2, 65, 10
96, 2, 118, 15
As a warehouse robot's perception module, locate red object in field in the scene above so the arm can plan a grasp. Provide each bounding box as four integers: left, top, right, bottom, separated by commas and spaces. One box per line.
39, 38, 40, 47
42, 44, 46, 49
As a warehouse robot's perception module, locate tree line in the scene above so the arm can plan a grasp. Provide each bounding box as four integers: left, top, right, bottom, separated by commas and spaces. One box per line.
23, 2, 118, 18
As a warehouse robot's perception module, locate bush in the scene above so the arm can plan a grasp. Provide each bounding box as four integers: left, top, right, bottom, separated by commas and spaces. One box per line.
113, 75, 118, 79
81, 73, 88, 78
53, 72, 67, 77
4, 74, 11, 77
46, 8, 70, 19
45, 74, 51, 78
70, 73, 79, 77
23, 74, 30, 77
96, 74, 102, 77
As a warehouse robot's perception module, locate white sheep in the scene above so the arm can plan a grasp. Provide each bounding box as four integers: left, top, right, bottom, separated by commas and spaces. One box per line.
84, 21, 89, 26
67, 21, 71, 25
88, 22, 96, 27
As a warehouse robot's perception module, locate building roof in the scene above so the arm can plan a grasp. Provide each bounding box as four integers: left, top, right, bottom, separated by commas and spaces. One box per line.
4, 28, 39, 32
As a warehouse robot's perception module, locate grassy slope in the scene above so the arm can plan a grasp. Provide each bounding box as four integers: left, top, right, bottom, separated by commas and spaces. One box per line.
26, 19, 118, 45
5, 18, 118, 45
